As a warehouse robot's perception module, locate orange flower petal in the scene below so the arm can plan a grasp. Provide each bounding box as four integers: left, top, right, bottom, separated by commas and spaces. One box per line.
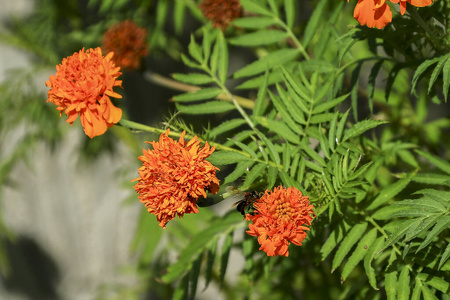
102, 20, 148, 70
245, 186, 315, 257
46, 47, 122, 138
353, 0, 392, 29
199, 0, 242, 31
133, 129, 220, 229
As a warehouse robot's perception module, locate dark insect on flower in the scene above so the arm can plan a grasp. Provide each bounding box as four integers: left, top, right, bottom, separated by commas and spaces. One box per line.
232, 191, 264, 216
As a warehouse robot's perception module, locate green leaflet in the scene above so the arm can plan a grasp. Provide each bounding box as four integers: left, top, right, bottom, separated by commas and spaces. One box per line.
366, 171, 415, 210
342, 119, 389, 143
254, 116, 301, 144
341, 228, 377, 282
253, 70, 269, 117
231, 16, 277, 29
240, 162, 267, 190
320, 221, 352, 260
416, 149, 450, 175
385, 259, 398, 300
172, 87, 222, 102
417, 273, 450, 294
219, 234, 233, 284
161, 213, 243, 283
229, 30, 289, 47
332, 222, 368, 272
364, 236, 385, 290
411, 56, 440, 95
233, 49, 301, 78
284, 0, 295, 29
224, 161, 255, 185
303, 0, 328, 48
428, 53, 450, 94
176, 100, 235, 114
239, 0, 273, 17
172, 73, 214, 85
397, 266, 411, 300
312, 93, 349, 114
208, 150, 252, 165
209, 118, 247, 138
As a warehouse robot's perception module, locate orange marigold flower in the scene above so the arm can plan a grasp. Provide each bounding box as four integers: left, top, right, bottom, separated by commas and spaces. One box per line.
199, 0, 242, 30
246, 186, 314, 257
348, 0, 435, 29
349, 0, 393, 29
46, 47, 123, 138
390, 0, 434, 15
132, 130, 220, 229
102, 20, 148, 70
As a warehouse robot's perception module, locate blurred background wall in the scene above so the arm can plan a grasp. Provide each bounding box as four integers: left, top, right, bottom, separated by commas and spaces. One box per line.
0, 1, 142, 299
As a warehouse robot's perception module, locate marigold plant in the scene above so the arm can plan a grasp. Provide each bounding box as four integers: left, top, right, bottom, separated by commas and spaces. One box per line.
102, 20, 148, 70
245, 186, 314, 257
132, 130, 220, 229
45, 47, 122, 138
3, 0, 449, 299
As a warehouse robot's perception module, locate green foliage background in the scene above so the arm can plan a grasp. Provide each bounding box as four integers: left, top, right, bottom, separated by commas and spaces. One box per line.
0, 0, 449, 299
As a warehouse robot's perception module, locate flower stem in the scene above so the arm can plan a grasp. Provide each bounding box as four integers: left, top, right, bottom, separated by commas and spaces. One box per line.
118, 119, 252, 155
143, 71, 255, 109
275, 19, 310, 61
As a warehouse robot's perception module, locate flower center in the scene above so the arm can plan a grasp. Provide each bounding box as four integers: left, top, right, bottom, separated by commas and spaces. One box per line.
274, 199, 294, 223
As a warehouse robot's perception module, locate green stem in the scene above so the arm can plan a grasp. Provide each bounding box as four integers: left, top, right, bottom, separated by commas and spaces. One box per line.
143, 71, 255, 109
275, 19, 310, 61
118, 119, 252, 155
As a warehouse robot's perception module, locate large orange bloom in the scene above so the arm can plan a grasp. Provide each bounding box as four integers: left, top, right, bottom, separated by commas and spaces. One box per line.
349, 0, 435, 29
46, 47, 122, 138
351, 0, 393, 29
199, 0, 242, 31
246, 186, 314, 257
102, 20, 148, 70
132, 130, 220, 229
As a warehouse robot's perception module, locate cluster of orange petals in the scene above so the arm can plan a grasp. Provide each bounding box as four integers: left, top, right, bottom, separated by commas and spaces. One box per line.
349, 0, 434, 29
132, 130, 220, 229
46, 47, 122, 138
199, 0, 242, 30
102, 20, 148, 70
246, 186, 314, 257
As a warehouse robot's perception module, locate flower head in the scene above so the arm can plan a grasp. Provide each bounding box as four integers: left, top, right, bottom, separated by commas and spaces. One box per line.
348, 0, 435, 29
246, 186, 314, 257
46, 47, 122, 138
102, 20, 148, 70
199, 0, 242, 30
132, 130, 220, 229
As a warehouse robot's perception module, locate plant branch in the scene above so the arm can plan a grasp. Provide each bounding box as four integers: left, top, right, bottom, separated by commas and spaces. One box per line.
143, 71, 255, 109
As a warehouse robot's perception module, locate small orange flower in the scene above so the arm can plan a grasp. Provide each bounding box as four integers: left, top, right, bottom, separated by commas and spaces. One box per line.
102, 20, 148, 70
132, 130, 220, 229
199, 0, 242, 30
348, 0, 435, 29
246, 186, 314, 257
390, 0, 434, 15
46, 47, 122, 138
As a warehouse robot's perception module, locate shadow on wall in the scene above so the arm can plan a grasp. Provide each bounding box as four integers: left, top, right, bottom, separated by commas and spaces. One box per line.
1, 236, 60, 300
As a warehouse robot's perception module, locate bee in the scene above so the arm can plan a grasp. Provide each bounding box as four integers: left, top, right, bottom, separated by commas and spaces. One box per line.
232, 190, 264, 216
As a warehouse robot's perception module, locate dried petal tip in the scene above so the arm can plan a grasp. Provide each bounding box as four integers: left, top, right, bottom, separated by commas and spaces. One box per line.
45, 47, 122, 138
102, 20, 148, 70
132, 130, 220, 229
246, 186, 315, 257
199, 0, 242, 30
